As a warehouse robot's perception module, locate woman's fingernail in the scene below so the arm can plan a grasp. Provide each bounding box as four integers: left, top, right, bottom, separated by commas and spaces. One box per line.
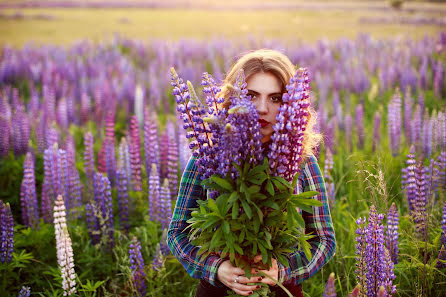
249, 292, 253, 295
256, 285, 261, 289
258, 277, 262, 281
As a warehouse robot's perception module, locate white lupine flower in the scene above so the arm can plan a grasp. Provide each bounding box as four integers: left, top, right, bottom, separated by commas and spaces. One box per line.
53, 195, 77, 296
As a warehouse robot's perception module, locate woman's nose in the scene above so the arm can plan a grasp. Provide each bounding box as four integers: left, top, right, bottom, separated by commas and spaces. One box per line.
255, 97, 268, 114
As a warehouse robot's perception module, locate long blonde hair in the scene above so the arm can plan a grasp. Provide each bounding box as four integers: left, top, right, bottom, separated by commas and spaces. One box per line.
219, 49, 322, 162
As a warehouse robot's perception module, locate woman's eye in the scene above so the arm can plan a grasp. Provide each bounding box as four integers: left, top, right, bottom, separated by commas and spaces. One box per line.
271, 96, 282, 103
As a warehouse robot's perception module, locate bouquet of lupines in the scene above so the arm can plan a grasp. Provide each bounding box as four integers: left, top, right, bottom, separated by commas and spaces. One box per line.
171, 67, 322, 297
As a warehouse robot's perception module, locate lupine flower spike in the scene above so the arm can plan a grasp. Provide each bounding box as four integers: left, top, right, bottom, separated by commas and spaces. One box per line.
20, 152, 39, 228
386, 203, 399, 264
129, 237, 146, 296
388, 89, 402, 156
323, 272, 336, 297
268, 67, 311, 182
437, 202, 446, 269
18, 286, 31, 297
0, 201, 14, 263
53, 195, 77, 296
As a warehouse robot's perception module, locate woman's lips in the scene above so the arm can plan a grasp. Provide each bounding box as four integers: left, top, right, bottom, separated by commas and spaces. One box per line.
258, 119, 269, 128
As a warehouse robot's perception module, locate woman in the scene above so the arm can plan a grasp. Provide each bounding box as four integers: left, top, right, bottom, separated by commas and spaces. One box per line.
167, 49, 336, 297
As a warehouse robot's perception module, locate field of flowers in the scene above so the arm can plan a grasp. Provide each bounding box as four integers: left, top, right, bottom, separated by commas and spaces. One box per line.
0, 32, 445, 296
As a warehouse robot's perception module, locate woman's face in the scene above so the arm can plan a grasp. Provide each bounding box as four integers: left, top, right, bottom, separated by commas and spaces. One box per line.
246, 71, 282, 143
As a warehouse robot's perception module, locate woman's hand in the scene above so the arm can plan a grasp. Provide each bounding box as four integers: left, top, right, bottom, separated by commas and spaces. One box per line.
251, 255, 279, 286
217, 260, 263, 296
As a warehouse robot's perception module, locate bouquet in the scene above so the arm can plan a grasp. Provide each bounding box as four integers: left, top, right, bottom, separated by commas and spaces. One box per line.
170, 67, 322, 297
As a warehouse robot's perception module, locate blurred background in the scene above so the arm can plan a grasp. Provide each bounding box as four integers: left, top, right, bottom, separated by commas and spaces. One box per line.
1, 0, 445, 46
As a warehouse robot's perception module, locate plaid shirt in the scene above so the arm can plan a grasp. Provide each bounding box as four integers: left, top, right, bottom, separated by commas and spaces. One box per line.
167, 155, 336, 286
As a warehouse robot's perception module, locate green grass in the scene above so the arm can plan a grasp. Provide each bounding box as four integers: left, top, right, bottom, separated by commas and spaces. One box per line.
0, 7, 444, 47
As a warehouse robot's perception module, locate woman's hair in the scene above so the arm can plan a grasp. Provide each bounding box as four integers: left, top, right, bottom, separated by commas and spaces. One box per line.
219, 49, 322, 162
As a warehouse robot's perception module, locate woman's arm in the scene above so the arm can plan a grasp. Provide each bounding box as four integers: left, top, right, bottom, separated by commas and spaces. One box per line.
277, 154, 337, 284
167, 156, 225, 286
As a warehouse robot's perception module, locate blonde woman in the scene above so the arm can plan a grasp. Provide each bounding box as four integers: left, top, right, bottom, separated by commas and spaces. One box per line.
167, 49, 336, 297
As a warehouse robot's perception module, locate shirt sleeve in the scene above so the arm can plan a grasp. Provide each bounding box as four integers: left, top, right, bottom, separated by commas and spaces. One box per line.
277, 154, 337, 284
167, 156, 225, 286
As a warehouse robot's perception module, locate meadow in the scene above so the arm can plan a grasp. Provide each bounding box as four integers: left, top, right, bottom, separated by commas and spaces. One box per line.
1, 2, 446, 297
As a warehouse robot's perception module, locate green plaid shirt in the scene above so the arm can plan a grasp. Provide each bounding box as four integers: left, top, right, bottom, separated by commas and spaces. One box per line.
167, 155, 336, 286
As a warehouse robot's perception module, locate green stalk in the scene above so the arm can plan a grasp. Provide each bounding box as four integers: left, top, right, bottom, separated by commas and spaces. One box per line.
255, 271, 293, 297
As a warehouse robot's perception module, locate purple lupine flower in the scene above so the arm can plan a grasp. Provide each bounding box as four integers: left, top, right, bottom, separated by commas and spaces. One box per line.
143, 109, 159, 179
116, 169, 129, 233
118, 137, 132, 190
213, 70, 263, 179
0, 97, 10, 157
348, 285, 360, 297
129, 237, 146, 297
148, 164, 160, 223
160, 130, 169, 179
41, 182, 52, 223
401, 146, 417, 213
170, 68, 215, 179
372, 111, 381, 152
85, 202, 100, 245
324, 148, 335, 209
411, 104, 422, 152
67, 165, 82, 221
422, 110, 432, 158
92, 173, 114, 247
403, 88, 413, 145
97, 143, 107, 174
177, 112, 192, 172
323, 272, 336, 297
433, 60, 444, 98
269, 67, 310, 182
11, 104, 30, 156
80, 92, 91, 124
386, 203, 399, 264
167, 133, 178, 201
104, 112, 116, 185
159, 179, 172, 230
18, 286, 31, 297
56, 98, 68, 129
0, 201, 14, 263
433, 152, 446, 194
355, 103, 364, 149
46, 126, 59, 150
388, 90, 402, 156
365, 205, 395, 296
201, 71, 225, 117
129, 115, 142, 191
413, 161, 428, 236
20, 152, 39, 228
437, 202, 446, 269
332, 91, 343, 129
344, 113, 352, 151
83, 132, 95, 183
355, 217, 367, 296
53, 195, 77, 296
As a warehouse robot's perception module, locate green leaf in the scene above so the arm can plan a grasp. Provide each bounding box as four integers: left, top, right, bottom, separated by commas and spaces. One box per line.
262, 200, 280, 210
291, 172, 300, 188
247, 185, 260, 194
234, 243, 244, 255
222, 221, 230, 234
258, 242, 268, 264
216, 193, 230, 215
243, 161, 250, 175
210, 175, 234, 191
246, 164, 267, 178
228, 191, 239, 203
266, 180, 274, 196
241, 199, 252, 219
233, 163, 242, 176
207, 199, 221, 216
239, 229, 246, 242
202, 216, 220, 230
292, 208, 306, 228
232, 200, 239, 220
293, 191, 319, 199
